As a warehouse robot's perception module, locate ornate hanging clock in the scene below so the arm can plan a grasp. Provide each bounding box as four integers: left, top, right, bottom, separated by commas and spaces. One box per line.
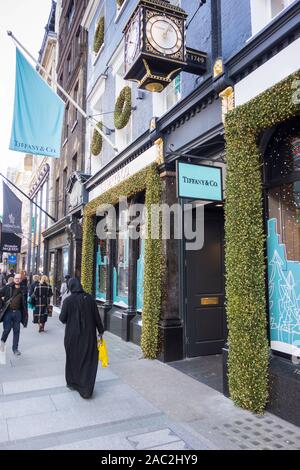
124, 0, 188, 93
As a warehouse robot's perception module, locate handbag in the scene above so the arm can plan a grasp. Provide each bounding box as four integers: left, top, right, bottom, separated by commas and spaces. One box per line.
47, 305, 53, 317
98, 338, 109, 368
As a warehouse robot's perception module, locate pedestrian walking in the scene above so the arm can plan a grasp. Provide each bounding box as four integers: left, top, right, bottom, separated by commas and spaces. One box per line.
20, 271, 28, 309
32, 275, 53, 333
29, 275, 40, 297
28, 275, 40, 311
59, 278, 104, 399
0, 269, 6, 288
60, 275, 71, 307
0, 273, 28, 356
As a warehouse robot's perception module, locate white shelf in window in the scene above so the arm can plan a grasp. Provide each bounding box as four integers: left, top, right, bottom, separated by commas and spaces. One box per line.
114, 301, 128, 309
93, 44, 105, 67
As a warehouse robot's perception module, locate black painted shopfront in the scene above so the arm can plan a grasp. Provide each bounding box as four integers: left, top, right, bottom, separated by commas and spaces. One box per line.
185, 206, 226, 357
95, 193, 146, 345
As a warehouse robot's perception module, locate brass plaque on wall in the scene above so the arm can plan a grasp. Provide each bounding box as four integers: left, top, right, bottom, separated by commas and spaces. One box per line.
200, 297, 220, 306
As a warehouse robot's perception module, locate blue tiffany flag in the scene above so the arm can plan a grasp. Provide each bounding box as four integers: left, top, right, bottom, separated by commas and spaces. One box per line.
9, 48, 65, 158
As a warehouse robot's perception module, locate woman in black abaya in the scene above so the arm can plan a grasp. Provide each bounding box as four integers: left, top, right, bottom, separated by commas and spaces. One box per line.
59, 278, 104, 399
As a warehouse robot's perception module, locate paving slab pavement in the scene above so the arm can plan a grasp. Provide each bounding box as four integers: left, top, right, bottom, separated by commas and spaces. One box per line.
0, 308, 299, 450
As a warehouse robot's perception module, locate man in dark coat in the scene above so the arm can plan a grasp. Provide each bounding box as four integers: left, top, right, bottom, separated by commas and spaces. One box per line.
0, 273, 28, 355
59, 278, 104, 399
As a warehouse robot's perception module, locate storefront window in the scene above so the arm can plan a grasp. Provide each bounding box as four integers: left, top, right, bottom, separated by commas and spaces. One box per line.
266, 120, 300, 357
268, 184, 300, 261
114, 233, 129, 304
96, 240, 107, 301
265, 119, 300, 184
49, 253, 55, 288
113, 210, 129, 306
62, 247, 69, 278
136, 237, 145, 311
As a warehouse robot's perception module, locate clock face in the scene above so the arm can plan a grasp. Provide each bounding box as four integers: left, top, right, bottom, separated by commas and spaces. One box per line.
146, 15, 183, 56
126, 18, 140, 65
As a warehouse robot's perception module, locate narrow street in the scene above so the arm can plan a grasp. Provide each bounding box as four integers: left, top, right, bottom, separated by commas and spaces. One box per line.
0, 309, 299, 451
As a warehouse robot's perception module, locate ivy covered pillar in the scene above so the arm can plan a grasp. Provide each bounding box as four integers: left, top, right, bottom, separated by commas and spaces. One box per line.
157, 167, 183, 363
224, 70, 300, 414
82, 164, 163, 360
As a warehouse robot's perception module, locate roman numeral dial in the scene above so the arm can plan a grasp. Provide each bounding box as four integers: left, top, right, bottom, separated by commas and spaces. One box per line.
146, 15, 183, 56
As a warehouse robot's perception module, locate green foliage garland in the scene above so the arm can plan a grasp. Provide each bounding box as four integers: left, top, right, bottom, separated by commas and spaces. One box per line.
91, 122, 103, 156
93, 17, 105, 54
114, 86, 132, 130
225, 70, 300, 413
81, 164, 163, 359
141, 167, 162, 359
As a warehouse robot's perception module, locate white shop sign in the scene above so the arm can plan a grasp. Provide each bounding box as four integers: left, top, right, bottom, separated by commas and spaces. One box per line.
89, 145, 156, 201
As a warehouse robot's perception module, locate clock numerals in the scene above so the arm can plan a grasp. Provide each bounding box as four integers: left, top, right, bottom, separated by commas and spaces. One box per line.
126, 19, 140, 66
146, 15, 183, 56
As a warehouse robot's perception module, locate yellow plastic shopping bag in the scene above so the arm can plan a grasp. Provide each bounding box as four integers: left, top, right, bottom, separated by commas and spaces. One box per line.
98, 338, 109, 368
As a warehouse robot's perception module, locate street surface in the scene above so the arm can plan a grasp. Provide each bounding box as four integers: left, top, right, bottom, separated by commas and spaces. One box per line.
0, 309, 299, 450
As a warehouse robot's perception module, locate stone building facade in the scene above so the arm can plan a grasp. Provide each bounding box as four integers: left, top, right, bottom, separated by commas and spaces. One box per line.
43, 0, 89, 303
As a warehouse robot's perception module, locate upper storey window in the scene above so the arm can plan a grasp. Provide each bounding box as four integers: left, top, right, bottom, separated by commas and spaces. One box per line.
67, 1, 75, 31
251, 0, 295, 36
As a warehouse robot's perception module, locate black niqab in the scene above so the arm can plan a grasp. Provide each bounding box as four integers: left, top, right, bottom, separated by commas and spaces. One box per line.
59, 281, 104, 398
68, 278, 84, 294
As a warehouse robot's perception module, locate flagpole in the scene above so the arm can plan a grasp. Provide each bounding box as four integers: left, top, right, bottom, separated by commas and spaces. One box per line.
7, 31, 118, 153
0, 172, 56, 223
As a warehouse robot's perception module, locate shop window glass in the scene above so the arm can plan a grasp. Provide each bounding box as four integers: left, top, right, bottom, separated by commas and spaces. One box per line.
266, 121, 300, 357
62, 247, 69, 278
114, 233, 129, 304
113, 210, 129, 306
265, 119, 300, 184
96, 240, 107, 301
136, 237, 145, 311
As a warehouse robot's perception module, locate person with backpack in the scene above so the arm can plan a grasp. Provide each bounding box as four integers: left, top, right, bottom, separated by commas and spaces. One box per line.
0, 273, 28, 356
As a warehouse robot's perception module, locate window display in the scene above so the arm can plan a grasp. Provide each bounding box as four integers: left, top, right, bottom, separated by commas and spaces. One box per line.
96, 240, 107, 300
266, 121, 300, 357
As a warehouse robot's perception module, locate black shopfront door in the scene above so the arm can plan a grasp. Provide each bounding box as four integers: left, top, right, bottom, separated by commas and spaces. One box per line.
185, 207, 226, 357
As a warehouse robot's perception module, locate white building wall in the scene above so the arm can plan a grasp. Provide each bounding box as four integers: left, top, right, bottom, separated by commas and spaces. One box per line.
235, 38, 300, 107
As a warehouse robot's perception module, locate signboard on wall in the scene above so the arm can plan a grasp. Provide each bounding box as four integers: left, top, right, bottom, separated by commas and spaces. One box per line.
177, 162, 223, 202
0, 232, 22, 253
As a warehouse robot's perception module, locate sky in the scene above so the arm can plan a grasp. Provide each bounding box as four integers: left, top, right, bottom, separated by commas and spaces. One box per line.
0, 0, 53, 213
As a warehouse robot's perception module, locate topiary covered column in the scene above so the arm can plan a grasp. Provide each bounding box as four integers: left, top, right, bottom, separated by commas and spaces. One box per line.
81, 164, 163, 359
224, 70, 300, 413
